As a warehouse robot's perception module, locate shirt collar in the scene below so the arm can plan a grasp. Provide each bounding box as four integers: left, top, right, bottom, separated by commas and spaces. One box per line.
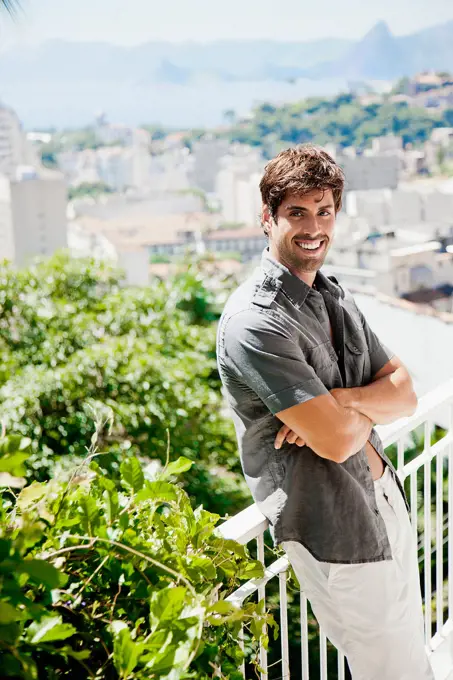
260, 247, 342, 307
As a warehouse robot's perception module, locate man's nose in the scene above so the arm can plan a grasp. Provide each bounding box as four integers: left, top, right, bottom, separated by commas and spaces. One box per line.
300, 214, 322, 236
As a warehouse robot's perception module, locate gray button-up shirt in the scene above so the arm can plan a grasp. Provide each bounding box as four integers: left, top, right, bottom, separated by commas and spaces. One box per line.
217, 249, 404, 564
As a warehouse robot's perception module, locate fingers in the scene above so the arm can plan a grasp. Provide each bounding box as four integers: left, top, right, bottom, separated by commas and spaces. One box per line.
275, 424, 291, 449
275, 424, 306, 449
286, 430, 299, 445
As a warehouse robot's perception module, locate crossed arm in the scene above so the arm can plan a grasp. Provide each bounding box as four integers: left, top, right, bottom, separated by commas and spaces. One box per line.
274, 355, 418, 463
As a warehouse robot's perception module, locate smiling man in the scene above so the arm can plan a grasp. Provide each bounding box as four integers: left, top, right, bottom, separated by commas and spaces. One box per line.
216, 145, 434, 679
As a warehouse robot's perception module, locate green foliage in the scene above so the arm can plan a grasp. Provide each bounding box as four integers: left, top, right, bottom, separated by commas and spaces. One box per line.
0, 432, 276, 678
68, 182, 114, 201
224, 92, 453, 152
0, 251, 247, 516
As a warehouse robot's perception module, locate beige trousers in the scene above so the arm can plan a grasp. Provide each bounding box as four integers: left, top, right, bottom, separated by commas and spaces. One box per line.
282, 466, 435, 680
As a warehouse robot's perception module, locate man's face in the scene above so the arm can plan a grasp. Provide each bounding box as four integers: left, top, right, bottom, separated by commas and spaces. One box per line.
264, 189, 336, 275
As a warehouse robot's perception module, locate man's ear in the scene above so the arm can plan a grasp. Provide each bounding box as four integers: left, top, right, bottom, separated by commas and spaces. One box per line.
262, 204, 273, 234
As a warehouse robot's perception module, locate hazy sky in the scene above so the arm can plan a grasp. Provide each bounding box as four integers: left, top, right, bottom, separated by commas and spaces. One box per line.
2, 0, 453, 47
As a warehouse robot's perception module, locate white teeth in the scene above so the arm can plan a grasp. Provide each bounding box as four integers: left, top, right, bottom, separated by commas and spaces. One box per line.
297, 240, 322, 250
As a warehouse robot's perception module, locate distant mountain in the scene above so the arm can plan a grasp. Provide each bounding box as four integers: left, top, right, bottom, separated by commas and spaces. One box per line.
305, 20, 453, 80
0, 38, 352, 86
1, 21, 453, 128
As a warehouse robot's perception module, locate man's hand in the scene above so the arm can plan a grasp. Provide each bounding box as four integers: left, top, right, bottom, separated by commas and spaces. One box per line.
275, 389, 353, 450
274, 424, 306, 449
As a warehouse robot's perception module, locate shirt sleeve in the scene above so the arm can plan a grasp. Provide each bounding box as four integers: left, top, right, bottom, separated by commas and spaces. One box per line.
355, 305, 395, 378
221, 310, 328, 415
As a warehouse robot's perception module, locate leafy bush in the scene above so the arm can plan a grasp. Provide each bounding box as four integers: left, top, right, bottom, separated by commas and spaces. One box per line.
0, 252, 248, 517
0, 429, 277, 679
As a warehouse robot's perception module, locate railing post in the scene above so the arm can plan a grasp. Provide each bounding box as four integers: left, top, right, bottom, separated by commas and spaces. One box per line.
257, 533, 268, 679
424, 419, 433, 645
448, 403, 453, 624
279, 571, 290, 679
300, 592, 310, 679
436, 429, 444, 634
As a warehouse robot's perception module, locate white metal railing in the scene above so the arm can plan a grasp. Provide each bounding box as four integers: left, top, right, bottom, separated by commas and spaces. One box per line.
218, 378, 453, 680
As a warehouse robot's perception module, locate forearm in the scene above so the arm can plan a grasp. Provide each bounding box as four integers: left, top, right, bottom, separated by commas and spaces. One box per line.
337, 403, 374, 458
333, 368, 417, 425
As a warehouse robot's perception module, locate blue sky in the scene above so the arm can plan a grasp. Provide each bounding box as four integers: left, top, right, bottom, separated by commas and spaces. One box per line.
2, 0, 453, 47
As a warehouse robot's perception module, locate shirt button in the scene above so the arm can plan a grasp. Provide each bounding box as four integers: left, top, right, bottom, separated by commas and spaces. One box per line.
366, 465, 371, 472
374, 508, 380, 516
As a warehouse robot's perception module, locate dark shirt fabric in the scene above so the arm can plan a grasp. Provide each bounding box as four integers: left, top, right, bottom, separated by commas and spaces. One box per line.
217, 248, 405, 564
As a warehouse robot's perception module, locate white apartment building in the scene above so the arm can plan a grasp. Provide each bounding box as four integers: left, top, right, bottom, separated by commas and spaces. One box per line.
189, 137, 231, 193
345, 185, 453, 227
95, 114, 152, 149
340, 155, 399, 191
0, 105, 37, 176
149, 147, 192, 192
215, 147, 265, 225
0, 168, 67, 266
96, 146, 152, 192
327, 235, 453, 303
58, 145, 153, 192
371, 135, 403, 154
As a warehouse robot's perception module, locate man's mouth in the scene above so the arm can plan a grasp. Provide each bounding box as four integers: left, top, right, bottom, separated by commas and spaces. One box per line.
294, 238, 326, 253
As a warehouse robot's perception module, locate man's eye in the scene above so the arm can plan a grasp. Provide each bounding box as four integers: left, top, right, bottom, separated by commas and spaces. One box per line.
319, 211, 331, 217
290, 211, 302, 217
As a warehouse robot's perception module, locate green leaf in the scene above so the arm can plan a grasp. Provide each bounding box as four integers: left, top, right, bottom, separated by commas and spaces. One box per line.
160, 456, 193, 480
236, 559, 264, 580
17, 482, 47, 510
17, 559, 64, 589
120, 457, 144, 493
0, 452, 30, 475
0, 602, 19, 624
149, 586, 187, 632
136, 481, 178, 504
207, 601, 237, 615
59, 646, 91, 661
113, 626, 143, 678
103, 488, 119, 524
26, 615, 76, 644
79, 493, 100, 533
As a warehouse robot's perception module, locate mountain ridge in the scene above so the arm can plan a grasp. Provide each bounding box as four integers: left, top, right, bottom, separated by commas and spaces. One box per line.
2, 20, 453, 128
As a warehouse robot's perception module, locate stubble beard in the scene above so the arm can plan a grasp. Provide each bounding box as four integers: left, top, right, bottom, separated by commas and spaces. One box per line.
279, 238, 329, 275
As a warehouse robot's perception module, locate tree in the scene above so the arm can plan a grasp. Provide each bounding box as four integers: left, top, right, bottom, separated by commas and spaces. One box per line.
224, 93, 448, 152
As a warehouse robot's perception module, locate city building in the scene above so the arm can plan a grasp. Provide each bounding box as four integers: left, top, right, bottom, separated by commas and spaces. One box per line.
0, 167, 67, 266
215, 146, 265, 224
0, 105, 38, 176
340, 154, 400, 191
371, 135, 403, 155
345, 183, 453, 227
327, 234, 453, 310
189, 137, 231, 193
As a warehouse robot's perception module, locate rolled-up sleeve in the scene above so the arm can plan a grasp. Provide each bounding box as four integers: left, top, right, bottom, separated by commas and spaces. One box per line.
222, 310, 328, 414
355, 306, 394, 377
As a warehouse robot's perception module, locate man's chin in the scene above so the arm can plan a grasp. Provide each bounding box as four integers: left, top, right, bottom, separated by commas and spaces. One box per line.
294, 252, 327, 272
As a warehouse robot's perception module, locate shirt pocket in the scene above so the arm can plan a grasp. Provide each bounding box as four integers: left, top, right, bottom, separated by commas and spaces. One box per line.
304, 341, 336, 368
344, 330, 371, 386
303, 341, 338, 387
